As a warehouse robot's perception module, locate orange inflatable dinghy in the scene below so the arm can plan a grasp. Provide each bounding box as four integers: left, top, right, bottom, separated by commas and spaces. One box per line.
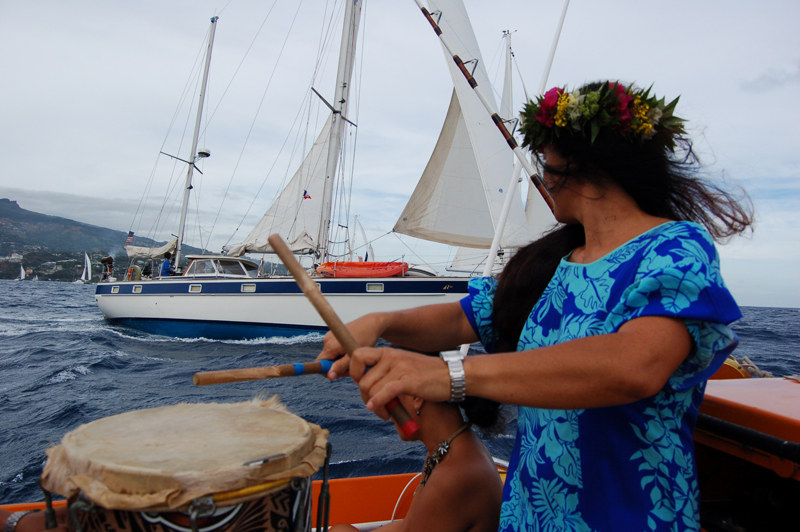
316, 261, 409, 278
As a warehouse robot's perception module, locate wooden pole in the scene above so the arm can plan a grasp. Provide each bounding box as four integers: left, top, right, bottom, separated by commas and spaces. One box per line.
194, 361, 333, 386
266, 234, 418, 437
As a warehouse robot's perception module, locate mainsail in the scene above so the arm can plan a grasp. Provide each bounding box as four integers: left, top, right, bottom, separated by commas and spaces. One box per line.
393, 0, 531, 251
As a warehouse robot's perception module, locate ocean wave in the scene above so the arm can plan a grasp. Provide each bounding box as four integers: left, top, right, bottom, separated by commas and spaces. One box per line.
98, 327, 324, 347
186, 332, 324, 346
48, 365, 91, 384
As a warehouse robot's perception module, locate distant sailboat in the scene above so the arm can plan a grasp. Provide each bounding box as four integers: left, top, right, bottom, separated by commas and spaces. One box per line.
16, 264, 25, 281
75, 252, 92, 284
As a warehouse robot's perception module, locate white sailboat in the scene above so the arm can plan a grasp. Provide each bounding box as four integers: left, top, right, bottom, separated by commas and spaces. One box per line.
16, 264, 26, 281
74, 252, 92, 284
95, 1, 545, 339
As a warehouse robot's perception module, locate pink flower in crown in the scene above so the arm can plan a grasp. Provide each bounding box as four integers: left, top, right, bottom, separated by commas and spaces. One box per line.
610, 82, 634, 128
535, 87, 563, 127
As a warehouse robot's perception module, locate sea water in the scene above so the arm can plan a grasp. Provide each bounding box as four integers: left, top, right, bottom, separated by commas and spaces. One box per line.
1, 279, 798, 504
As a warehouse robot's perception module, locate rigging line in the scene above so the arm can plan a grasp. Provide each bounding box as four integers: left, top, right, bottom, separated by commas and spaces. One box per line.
189, 166, 209, 252
219, 90, 314, 248
227, 88, 321, 248
149, 66, 205, 243
140, 65, 204, 247
310, 0, 339, 82
487, 33, 509, 111
510, 43, 531, 103
222, 1, 346, 248
207, 0, 305, 247
130, 27, 208, 237
215, 0, 235, 17
223, 0, 347, 250
203, 0, 280, 132
136, 49, 206, 246
389, 232, 441, 271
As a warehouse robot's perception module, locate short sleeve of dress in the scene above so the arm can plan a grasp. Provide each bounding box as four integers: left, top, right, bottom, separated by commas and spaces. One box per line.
608, 223, 742, 390
460, 276, 500, 353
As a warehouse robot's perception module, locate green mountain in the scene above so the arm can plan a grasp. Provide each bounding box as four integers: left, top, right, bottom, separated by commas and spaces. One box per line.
0, 198, 206, 281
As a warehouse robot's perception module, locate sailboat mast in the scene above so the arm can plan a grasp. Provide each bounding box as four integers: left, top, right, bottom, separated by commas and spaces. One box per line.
174, 16, 219, 272
316, 0, 362, 263
500, 31, 513, 121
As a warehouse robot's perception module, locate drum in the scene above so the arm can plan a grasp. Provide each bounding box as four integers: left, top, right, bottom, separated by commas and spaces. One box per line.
41, 398, 328, 532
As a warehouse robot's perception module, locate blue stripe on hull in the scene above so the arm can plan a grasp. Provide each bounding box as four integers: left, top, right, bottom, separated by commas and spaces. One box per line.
109, 318, 326, 340
95, 278, 469, 296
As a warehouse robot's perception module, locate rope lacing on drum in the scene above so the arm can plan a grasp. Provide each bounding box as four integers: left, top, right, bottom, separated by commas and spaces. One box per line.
68, 494, 95, 532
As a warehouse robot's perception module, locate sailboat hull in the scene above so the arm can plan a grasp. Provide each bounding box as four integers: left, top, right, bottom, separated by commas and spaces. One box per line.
95, 277, 468, 339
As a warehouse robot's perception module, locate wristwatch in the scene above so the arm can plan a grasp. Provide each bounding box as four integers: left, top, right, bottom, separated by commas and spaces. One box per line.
440, 350, 466, 402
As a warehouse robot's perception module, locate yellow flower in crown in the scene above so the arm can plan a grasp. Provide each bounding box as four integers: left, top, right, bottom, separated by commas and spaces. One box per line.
554, 93, 574, 127
631, 96, 655, 138
520, 82, 686, 151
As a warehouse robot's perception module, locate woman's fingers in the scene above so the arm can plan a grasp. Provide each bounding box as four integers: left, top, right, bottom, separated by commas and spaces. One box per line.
315, 314, 385, 380
353, 348, 452, 419
316, 331, 349, 379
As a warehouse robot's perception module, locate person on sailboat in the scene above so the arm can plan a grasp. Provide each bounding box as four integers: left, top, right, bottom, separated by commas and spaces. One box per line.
331, 353, 503, 532
160, 252, 174, 277
99, 256, 113, 281
317, 81, 753, 531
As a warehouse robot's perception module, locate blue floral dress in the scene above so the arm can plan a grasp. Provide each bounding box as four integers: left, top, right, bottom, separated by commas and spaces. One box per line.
460, 222, 741, 531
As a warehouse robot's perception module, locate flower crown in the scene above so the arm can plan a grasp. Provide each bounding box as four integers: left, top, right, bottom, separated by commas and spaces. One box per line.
520, 82, 686, 152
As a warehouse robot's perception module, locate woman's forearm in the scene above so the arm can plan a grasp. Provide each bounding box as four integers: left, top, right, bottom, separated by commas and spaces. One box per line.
464, 316, 692, 409
378, 301, 478, 352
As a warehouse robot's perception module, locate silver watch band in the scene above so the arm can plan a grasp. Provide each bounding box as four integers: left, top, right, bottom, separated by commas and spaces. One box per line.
440, 350, 466, 402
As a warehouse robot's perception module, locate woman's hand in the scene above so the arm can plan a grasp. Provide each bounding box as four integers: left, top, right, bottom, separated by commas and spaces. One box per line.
316, 313, 388, 379
349, 346, 451, 420
316, 302, 477, 381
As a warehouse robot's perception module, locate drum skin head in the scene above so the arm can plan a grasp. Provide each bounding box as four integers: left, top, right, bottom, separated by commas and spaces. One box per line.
41, 398, 328, 510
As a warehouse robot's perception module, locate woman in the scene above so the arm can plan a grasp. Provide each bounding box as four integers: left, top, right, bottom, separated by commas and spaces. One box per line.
318, 81, 752, 531
331, 365, 503, 532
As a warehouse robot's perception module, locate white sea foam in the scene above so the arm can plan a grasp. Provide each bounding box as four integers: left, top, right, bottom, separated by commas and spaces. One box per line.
49, 365, 90, 384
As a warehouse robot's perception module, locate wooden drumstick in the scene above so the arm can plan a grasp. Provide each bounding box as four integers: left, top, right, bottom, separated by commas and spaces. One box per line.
193, 361, 333, 386
267, 233, 419, 437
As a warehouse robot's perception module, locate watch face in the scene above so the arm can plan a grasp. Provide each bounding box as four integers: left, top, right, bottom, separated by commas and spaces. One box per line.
441, 350, 464, 361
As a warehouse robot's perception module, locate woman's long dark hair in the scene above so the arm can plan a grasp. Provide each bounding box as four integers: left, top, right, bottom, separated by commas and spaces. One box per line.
493, 81, 753, 353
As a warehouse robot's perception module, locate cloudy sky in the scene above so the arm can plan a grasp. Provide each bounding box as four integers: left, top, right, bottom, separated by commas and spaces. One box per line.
1, 0, 798, 308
